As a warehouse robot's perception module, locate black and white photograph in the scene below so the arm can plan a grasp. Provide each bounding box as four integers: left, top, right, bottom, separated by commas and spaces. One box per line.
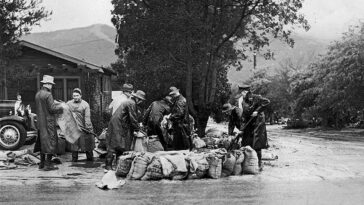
1, 0, 364, 204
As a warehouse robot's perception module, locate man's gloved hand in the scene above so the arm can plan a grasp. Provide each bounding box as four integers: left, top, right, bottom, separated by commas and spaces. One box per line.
251, 111, 258, 117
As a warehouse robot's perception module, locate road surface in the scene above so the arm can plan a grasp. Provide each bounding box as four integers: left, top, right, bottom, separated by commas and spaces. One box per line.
1, 125, 364, 204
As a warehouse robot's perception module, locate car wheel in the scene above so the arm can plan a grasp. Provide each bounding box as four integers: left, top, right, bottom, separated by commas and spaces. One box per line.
0, 121, 27, 150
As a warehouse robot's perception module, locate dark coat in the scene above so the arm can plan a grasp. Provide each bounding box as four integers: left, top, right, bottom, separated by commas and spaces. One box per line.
241, 93, 270, 150
143, 100, 171, 127
170, 95, 191, 150
34, 87, 63, 154
228, 107, 243, 135
106, 98, 140, 152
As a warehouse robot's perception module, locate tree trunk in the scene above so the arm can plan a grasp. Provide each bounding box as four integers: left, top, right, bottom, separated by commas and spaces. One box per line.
196, 108, 210, 137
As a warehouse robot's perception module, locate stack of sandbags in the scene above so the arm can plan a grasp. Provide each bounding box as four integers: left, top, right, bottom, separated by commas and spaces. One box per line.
186, 153, 209, 179
242, 146, 259, 175
127, 153, 153, 180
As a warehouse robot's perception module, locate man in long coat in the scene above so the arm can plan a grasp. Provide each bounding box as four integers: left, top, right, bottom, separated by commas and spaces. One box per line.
143, 96, 172, 149
67, 88, 94, 162
105, 90, 146, 171
239, 84, 270, 170
34, 75, 63, 171
168, 87, 191, 150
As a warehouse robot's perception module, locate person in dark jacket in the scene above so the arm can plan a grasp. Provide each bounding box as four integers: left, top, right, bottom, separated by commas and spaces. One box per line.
143, 96, 173, 149
105, 90, 146, 171
167, 87, 191, 150
67, 88, 94, 162
222, 103, 242, 135
34, 75, 63, 171
239, 84, 270, 170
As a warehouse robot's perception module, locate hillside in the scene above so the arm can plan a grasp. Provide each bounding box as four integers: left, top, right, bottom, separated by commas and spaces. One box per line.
23, 24, 330, 84
228, 34, 330, 85
22, 24, 118, 67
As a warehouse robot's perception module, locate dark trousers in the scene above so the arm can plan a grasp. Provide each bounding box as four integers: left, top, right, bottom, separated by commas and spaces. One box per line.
172, 123, 191, 150
255, 149, 262, 166
147, 123, 167, 149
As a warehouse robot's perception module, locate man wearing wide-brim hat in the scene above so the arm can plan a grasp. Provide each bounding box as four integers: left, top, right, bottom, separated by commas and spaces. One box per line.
167, 86, 191, 150
222, 103, 243, 136
105, 90, 146, 171
108, 83, 134, 115
34, 75, 63, 171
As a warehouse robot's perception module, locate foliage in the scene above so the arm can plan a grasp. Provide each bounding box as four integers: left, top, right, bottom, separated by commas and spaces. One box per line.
111, 0, 309, 135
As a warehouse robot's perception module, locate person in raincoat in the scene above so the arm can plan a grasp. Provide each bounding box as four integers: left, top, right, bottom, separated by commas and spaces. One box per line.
142, 96, 173, 149
34, 75, 63, 171
222, 103, 242, 136
167, 87, 191, 150
239, 84, 270, 170
108, 83, 133, 115
105, 90, 146, 171
66, 88, 95, 162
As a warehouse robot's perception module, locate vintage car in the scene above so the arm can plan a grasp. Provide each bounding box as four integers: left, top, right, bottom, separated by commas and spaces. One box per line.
0, 100, 37, 150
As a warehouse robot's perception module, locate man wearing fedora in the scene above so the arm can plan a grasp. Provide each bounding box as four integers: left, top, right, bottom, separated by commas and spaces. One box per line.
222, 103, 243, 136
34, 75, 63, 171
142, 96, 173, 150
67, 88, 95, 162
238, 84, 270, 170
108, 83, 134, 115
105, 90, 146, 171
168, 86, 191, 150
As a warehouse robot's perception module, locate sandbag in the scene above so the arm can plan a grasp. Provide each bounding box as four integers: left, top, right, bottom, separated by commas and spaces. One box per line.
127, 153, 153, 180
232, 150, 245, 175
160, 156, 175, 178
242, 146, 259, 175
187, 154, 209, 179
206, 154, 222, 179
116, 154, 136, 177
192, 136, 206, 149
147, 138, 164, 153
202, 137, 216, 149
162, 154, 188, 180
141, 156, 164, 180
56, 103, 83, 144
205, 128, 227, 138
221, 153, 236, 177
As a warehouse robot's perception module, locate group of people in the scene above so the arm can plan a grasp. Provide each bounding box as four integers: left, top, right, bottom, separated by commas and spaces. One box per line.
104, 84, 192, 171
33, 75, 192, 171
33, 74, 269, 172
222, 84, 270, 170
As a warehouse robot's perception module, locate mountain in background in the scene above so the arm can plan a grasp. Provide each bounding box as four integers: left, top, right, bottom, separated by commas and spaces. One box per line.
23, 24, 331, 85
228, 34, 331, 85
22, 24, 118, 67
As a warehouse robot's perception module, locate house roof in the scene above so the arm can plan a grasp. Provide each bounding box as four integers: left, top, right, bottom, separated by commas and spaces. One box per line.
19, 40, 116, 74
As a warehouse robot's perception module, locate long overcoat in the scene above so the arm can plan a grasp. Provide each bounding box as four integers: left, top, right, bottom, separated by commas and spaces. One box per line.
66, 100, 94, 152
170, 95, 191, 150
34, 87, 63, 154
106, 98, 140, 152
241, 93, 270, 150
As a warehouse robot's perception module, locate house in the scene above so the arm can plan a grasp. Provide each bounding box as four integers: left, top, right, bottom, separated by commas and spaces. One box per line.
0, 40, 115, 127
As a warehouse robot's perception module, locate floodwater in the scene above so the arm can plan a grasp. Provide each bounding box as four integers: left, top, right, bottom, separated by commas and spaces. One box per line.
1, 125, 364, 204
1, 177, 364, 204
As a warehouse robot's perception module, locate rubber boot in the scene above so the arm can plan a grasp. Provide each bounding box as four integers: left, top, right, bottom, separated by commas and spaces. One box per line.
43, 154, 58, 171
104, 153, 114, 172
256, 150, 263, 171
86, 151, 94, 161
72, 151, 78, 162
38, 153, 45, 169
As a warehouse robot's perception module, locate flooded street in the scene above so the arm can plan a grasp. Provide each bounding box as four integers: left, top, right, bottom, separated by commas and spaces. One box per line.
1, 125, 364, 204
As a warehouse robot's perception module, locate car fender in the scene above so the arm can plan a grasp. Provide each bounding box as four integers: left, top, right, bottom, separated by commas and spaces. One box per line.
0, 115, 26, 125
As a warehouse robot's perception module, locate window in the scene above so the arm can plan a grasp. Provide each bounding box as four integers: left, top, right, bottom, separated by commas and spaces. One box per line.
53, 76, 80, 101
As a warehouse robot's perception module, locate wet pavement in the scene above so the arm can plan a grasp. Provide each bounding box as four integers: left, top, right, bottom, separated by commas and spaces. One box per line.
1, 125, 364, 204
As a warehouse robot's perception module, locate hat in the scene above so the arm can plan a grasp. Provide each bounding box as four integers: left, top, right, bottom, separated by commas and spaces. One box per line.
40, 75, 55, 85
238, 84, 250, 90
169, 86, 179, 96
131, 90, 146, 101
121, 84, 133, 92
163, 96, 173, 104
222, 103, 235, 113
73, 88, 82, 95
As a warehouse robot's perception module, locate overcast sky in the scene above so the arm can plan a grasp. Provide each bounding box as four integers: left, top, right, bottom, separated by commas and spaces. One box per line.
32, 0, 364, 40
